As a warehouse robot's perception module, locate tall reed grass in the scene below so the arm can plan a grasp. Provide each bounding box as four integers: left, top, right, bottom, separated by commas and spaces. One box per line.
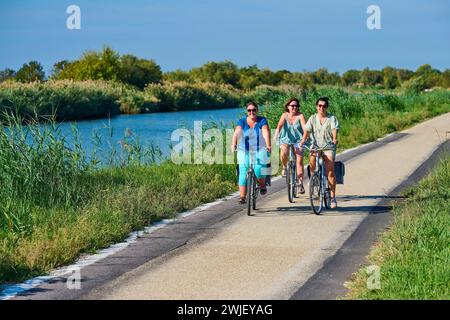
0, 80, 244, 121
259, 87, 450, 151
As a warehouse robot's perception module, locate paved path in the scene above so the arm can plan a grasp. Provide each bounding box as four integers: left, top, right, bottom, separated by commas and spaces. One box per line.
10, 113, 450, 300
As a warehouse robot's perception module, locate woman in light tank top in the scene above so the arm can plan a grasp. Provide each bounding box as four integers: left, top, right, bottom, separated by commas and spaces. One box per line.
274, 98, 307, 194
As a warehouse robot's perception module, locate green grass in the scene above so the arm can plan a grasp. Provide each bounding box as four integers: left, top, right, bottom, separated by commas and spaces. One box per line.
0, 87, 449, 286
259, 87, 450, 152
0, 113, 236, 284
345, 155, 450, 299
0, 162, 237, 284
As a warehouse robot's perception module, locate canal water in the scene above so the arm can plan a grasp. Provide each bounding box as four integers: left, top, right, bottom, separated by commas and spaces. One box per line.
49, 107, 245, 163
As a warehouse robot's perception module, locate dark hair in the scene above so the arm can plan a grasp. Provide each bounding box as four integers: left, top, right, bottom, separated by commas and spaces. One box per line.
284, 98, 300, 112
316, 97, 329, 107
246, 101, 258, 110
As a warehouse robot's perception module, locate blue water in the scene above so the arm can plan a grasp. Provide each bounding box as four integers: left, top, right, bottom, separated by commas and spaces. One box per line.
50, 107, 245, 162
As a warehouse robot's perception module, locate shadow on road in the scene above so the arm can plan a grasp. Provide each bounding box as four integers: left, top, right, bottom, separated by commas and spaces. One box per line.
251, 194, 401, 217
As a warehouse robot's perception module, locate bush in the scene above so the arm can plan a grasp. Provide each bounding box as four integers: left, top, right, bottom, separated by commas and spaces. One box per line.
0, 80, 121, 121
144, 81, 242, 111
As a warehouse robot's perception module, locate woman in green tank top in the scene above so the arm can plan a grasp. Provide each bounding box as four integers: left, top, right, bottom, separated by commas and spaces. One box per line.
274, 98, 307, 194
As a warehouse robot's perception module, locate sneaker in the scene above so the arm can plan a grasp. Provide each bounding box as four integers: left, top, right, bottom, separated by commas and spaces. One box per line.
330, 198, 337, 209
282, 167, 286, 177
238, 196, 246, 204
260, 187, 267, 195
298, 183, 305, 194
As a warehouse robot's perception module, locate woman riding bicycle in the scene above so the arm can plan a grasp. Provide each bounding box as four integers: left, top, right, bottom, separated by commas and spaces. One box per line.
231, 102, 272, 204
274, 98, 307, 194
300, 97, 340, 209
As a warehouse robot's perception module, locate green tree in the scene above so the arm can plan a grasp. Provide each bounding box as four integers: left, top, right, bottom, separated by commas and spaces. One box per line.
283, 72, 311, 87
238, 65, 262, 90
441, 69, 450, 88
415, 64, 441, 88
119, 54, 162, 89
341, 70, 360, 86
402, 76, 428, 93
382, 66, 399, 89
0, 68, 16, 82
396, 69, 414, 84
191, 61, 240, 87
50, 60, 70, 79
259, 68, 284, 86
360, 68, 383, 87
15, 61, 45, 82
56, 46, 121, 81
309, 68, 339, 85
163, 70, 194, 83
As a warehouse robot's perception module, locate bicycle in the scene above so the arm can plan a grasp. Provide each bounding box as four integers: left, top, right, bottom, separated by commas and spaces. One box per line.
302, 143, 334, 215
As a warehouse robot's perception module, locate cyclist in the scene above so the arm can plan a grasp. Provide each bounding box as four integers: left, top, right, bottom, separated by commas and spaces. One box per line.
231, 101, 272, 204
274, 98, 307, 194
300, 97, 340, 209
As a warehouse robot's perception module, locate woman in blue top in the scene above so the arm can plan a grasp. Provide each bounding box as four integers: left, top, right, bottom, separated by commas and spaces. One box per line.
231, 102, 272, 204
274, 98, 307, 194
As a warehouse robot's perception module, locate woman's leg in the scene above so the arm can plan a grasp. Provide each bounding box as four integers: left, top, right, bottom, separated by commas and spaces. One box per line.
237, 150, 249, 198
255, 149, 270, 191
294, 147, 304, 183
323, 153, 336, 198
280, 144, 289, 175
309, 152, 317, 176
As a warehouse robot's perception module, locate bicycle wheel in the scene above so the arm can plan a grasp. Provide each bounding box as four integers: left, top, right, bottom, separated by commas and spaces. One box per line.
246, 171, 253, 216
309, 173, 323, 214
252, 174, 257, 210
286, 163, 294, 203
292, 163, 298, 198
324, 185, 331, 210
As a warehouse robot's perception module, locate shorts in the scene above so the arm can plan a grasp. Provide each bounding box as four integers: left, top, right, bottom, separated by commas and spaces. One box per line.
310, 149, 336, 161
281, 143, 305, 156
237, 149, 270, 187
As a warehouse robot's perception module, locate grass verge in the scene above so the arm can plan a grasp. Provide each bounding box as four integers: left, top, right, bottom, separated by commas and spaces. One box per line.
345, 155, 450, 299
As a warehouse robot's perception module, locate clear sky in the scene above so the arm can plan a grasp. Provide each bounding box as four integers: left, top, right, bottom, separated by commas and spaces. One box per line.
0, 0, 448, 75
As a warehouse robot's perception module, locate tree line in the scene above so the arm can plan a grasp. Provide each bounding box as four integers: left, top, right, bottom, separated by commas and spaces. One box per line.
1, 46, 449, 91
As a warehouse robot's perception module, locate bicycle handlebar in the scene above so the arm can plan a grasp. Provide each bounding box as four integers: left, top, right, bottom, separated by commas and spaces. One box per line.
300, 142, 335, 152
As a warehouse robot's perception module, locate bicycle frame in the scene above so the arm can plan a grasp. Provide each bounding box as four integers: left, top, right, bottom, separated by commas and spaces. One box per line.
285, 143, 298, 203
303, 144, 333, 214
315, 150, 330, 206
245, 150, 260, 215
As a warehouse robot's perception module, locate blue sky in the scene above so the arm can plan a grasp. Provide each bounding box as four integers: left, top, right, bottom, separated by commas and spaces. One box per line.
0, 0, 448, 74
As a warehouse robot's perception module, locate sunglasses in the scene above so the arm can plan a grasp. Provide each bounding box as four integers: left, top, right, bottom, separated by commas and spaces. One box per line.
317, 104, 327, 108
247, 109, 257, 113
289, 104, 299, 108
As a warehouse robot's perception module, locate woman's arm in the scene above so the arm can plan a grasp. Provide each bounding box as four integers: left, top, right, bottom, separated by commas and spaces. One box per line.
299, 113, 307, 134
231, 126, 243, 152
262, 125, 271, 152
300, 130, 310, 146
331, 116, 339, 146
300, 114, 312, 145
273, 112, 287, 141
332, 128, 338, 146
